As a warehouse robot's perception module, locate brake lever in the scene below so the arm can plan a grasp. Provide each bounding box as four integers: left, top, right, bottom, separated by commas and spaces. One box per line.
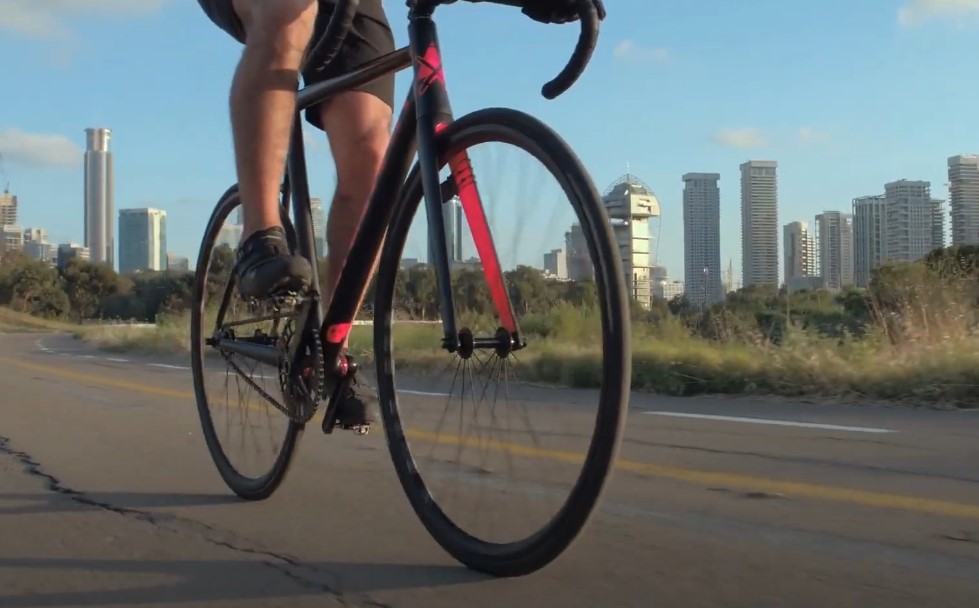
540, 0, 601, 99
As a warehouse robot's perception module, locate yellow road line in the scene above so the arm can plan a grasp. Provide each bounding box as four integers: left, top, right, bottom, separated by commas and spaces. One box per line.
7, 355, 979, 521
409, 429, 979, 520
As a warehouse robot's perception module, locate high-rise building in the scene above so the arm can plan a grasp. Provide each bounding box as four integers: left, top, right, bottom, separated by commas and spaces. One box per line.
0, 225, 23, 254
442, 197, 463, 263
931, 197, 946, 249
602, 174, 660, 308
883, 180, 937, 263
565, 223, 591, 281
948, 154, 979, 246
118, 208, 167, 273
167, 252, 190, 272
543, 248, 567, 278
216, 223, 243, 250
852, 195, 886, 287
783, 221, 817, 286
310, 197, 326, 258
740, 160, 779, 288
682, 172, 724, 306
24, 241, 57, 263
84, 127, 115, 268
0, 188, 17, 225
23, 228, 45, 244
815, 211, 854, 290
57, 243, 90, 270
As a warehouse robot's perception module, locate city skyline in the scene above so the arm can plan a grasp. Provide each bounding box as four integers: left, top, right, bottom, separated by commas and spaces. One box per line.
5, 1, 979, 284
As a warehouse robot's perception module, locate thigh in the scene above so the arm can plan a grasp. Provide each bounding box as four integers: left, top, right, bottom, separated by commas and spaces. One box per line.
319, 91, 393, 183
302, 3, 396, 131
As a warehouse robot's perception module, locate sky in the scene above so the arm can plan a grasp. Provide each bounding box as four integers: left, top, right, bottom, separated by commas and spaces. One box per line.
2, 0, 979, 283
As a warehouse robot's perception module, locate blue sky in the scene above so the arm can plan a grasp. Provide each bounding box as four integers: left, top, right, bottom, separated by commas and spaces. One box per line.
2, 0, 979, 283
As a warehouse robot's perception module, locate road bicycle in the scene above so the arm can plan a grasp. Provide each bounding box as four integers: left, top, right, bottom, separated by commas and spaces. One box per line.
190, 0, 631, 577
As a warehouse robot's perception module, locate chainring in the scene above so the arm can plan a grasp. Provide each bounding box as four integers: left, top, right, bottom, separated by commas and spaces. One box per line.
219, 297, 325, 425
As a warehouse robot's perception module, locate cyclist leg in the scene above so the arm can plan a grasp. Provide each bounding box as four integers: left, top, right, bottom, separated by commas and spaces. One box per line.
197, 0, 316, 299
303, 5, 395, 427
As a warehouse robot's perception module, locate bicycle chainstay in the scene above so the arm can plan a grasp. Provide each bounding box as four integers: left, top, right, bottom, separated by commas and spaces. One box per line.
219, 297, 325, 425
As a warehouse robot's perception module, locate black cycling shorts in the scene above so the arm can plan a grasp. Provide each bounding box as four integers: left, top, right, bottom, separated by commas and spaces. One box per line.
197, 0, 396, 130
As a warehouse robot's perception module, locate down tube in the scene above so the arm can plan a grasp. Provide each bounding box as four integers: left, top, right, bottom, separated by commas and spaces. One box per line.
319, 92, 419, 365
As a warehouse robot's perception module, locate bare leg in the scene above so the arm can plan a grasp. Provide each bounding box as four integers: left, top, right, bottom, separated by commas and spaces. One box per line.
318, 91, 392, 345
226, 0, 317, 298
230, 0, 317, 237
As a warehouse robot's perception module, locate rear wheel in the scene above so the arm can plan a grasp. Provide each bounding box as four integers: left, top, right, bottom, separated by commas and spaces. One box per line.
190, 185, 308, 500
373, 108, 632, 576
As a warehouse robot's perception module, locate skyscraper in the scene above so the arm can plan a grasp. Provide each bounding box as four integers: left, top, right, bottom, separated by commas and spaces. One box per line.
852, 195, 886, 287
931, 197, 946, 249
543, 249, 567, 278
884, 179, 936, 263
948, 154, 979, 246
682, 172, 723, 306
442, 197, 463, 262
118, 208, 167, 273
815, 211, 854, 290
310, 197, 326, 258
565, 223, 591, 281
783, 221, 817, 287
602, 175, 659, 308
0, 188, 17, 226
740, 160, 779, 288
84, 127, 114, 268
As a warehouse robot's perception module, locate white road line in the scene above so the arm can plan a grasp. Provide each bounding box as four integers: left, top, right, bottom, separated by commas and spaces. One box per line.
643, 411, 897, 434
147, 363, 189, 370
105, 357, 129, 363
399, 389, 450, 397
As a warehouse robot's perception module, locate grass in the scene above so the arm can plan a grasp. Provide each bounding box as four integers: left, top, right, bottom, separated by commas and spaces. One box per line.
9, 282, 979, 407
0, 307, 79, 333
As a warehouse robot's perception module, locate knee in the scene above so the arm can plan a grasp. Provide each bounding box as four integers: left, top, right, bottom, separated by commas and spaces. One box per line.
234, 0, 317, 58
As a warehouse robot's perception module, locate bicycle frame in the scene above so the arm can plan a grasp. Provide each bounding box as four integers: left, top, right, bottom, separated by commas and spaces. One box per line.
217, 0, 522, 382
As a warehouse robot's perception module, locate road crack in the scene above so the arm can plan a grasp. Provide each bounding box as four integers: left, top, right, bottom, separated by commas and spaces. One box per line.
0, 434, 370, 607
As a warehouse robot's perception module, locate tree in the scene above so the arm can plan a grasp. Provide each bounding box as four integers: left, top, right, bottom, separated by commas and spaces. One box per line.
3, 256, 69, 318
62, 259, 126, 321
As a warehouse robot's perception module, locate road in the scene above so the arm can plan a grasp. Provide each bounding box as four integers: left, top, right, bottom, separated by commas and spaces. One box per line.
1, 331, 978, 607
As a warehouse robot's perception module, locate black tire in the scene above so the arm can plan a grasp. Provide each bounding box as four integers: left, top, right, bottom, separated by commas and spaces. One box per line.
373, 108, 632, 576
190, 184, 304, 501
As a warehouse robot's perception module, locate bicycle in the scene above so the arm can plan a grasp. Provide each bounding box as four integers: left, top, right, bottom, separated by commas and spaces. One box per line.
190, 0, 631, 577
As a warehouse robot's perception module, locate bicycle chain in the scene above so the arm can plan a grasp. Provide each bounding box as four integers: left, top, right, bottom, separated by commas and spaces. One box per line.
218, 300, 325, 425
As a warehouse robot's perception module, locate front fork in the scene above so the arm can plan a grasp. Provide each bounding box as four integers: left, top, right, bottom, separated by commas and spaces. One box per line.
408, 5, 522, 355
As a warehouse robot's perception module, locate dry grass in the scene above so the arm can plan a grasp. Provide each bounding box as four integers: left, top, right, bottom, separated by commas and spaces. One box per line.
55, 278, 979, 407
0, 307, 78, 333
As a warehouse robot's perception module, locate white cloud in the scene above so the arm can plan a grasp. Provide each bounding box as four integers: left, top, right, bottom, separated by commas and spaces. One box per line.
0, 128, 83, 168
613, 40, 669, 63
898, 0, 979, 27
797, 126, 830, 144
712, 128, 768, 149
0, 0, 170, 40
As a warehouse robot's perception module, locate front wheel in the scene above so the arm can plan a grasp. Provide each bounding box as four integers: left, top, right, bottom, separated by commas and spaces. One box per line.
373, 108, 632, 576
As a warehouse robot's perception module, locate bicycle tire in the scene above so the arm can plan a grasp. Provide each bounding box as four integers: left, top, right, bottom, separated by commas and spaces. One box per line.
373, 107, 632, 576
190, 184, 304, 500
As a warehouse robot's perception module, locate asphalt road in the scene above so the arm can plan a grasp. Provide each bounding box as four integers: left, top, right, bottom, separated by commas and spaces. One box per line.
1, 331, 979, 607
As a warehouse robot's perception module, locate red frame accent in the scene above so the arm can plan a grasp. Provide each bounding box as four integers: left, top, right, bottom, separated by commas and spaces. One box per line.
436, 122, 518, 334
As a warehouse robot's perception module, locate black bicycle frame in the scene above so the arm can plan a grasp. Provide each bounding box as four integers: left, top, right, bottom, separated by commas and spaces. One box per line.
259, 0, 522, 379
